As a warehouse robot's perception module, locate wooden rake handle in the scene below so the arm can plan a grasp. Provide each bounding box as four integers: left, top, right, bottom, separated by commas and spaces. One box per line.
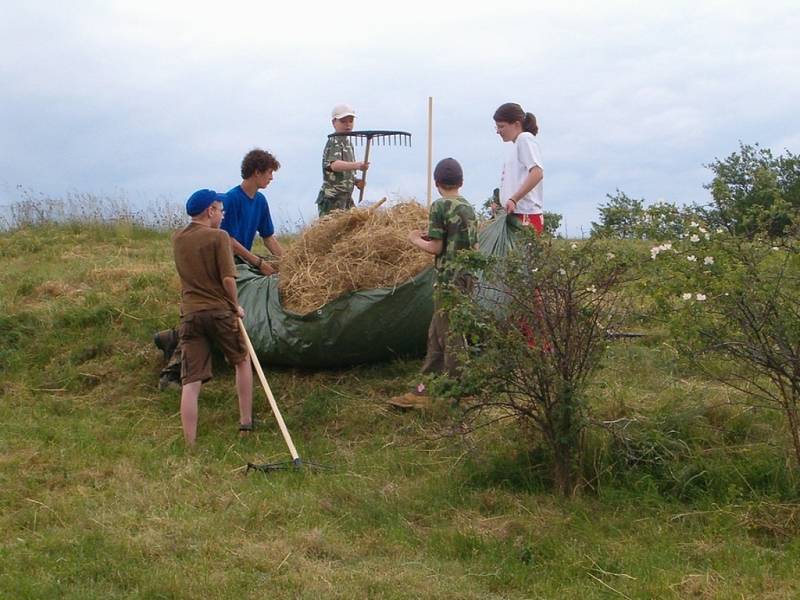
357, 137, 372, 204
238, 318, 300, 463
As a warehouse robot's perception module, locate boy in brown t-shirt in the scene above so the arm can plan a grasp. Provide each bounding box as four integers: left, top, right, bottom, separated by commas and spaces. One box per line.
173, 189, 253, 446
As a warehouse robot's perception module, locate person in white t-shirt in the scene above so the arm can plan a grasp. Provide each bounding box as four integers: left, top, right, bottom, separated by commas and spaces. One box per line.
494, 102, 544, 233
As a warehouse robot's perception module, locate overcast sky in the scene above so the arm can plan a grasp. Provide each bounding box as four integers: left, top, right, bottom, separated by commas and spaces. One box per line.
1, 0, 798, 235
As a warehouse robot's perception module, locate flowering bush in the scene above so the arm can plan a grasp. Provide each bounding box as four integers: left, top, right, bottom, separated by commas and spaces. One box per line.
646, 221, 800, 466
441, 230, 636, 496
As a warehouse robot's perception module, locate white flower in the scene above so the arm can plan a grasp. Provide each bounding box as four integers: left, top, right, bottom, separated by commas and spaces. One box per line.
703, 256, 714, 265
690, 234, 700, 243
698, 227, 707, 234
772, 246, 780, 251
606, 252, 616, 260
696, 293, 707, 301
558, 268, 566, 276
662, 242, 672, 250
704, 233, 710, 240
687, 255, 697, 262
586, 285, 597, 293
682, 293, 692, 300
532, 267, 539, 272
690, 221, 699, 228
679, 233, 686, 239
571, 243, 577, 250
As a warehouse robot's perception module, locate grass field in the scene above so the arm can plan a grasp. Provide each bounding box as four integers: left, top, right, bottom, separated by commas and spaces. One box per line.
2, 222, 800, 599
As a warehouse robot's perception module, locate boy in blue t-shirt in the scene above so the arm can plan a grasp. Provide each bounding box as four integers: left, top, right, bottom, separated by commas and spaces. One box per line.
222, 148, 284, 276
155, 148, 284, 390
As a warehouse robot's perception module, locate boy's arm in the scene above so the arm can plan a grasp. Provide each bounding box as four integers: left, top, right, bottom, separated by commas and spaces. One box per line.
222, 276, 244, 318
414, 199, 448, 255
324, 138, 368, 173
229, 237, 275, 275
408, 230, 443, 256
330, 159, 369, 173
217, 232, 245, 315
262, 235, 283, 258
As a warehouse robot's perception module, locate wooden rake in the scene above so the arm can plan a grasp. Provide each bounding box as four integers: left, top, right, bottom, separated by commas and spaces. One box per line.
238, 318, 329, 473
328, 130, 412, 203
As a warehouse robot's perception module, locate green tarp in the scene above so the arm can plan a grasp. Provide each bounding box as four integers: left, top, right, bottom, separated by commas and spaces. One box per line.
236, 211, 520, 368
237, 264, 435, 368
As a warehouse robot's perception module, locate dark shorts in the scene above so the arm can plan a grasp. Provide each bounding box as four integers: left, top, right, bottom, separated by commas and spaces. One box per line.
316, 190, 354, 216
179, 309, 248, 385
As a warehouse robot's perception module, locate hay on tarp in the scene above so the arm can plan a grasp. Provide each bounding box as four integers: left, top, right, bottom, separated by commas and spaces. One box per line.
279, 202, 433, 314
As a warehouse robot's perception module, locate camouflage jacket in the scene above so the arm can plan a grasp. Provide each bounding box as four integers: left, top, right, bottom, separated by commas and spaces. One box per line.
428, 195, 478, 287
319, 135, 356, 200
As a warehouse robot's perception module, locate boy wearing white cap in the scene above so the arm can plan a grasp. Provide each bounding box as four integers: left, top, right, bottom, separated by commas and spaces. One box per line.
316, 103, 369, 216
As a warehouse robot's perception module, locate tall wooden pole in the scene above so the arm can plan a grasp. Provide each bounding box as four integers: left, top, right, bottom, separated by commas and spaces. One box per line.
426, 96, 433, 208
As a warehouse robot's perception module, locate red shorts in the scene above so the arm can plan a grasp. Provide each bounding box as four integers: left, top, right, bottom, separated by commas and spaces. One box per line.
514, 213, 544, 234
513, 212, 548, 349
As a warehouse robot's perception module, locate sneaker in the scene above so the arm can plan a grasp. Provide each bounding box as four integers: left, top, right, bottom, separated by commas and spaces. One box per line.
387, 392, 431, 410
153, 329, 178, 361
158, 373, 181, 391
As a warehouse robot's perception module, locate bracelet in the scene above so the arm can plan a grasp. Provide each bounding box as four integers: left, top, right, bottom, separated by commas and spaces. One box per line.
257, 258, 263, 268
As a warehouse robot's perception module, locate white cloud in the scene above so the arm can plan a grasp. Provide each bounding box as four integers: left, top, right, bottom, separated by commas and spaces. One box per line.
1, 1, 799, 232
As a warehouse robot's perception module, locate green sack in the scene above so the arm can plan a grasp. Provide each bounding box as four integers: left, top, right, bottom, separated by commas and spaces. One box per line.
236, 265, 435, 368
477, 209, 525, 257
475, 211, 526, 311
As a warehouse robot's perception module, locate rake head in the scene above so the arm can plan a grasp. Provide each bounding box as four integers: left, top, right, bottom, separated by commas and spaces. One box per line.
245, 459, 333, 474
329, 130, 412, 147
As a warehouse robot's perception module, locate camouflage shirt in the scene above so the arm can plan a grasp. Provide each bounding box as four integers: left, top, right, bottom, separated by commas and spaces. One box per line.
428, 195, 478, 287
319, 135, 356, 200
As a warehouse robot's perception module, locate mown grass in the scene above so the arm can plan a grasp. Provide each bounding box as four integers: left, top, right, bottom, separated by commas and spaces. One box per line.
2, 222, 800, 599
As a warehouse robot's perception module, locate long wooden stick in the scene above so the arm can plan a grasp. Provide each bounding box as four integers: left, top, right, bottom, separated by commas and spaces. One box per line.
238, 318, 300, 463
357, 136, 373, 204
369, 197, 387, 211
426, 96, 433, 208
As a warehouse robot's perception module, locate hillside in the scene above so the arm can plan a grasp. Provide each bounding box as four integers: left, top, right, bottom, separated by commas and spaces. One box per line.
1, 222, 799, 599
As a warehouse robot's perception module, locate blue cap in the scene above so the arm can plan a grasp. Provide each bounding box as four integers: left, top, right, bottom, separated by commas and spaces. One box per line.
186, 189, 224, 216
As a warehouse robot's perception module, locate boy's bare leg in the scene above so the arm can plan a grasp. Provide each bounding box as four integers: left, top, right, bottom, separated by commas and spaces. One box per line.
235, 357, 253, 430
180, 381, 202, 446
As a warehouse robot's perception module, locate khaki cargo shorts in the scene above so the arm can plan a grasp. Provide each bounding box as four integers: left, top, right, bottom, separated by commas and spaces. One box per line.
179, 309, 248, 385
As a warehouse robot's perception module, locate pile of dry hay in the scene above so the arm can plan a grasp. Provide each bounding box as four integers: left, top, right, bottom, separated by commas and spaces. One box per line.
279, 202, 433, 314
